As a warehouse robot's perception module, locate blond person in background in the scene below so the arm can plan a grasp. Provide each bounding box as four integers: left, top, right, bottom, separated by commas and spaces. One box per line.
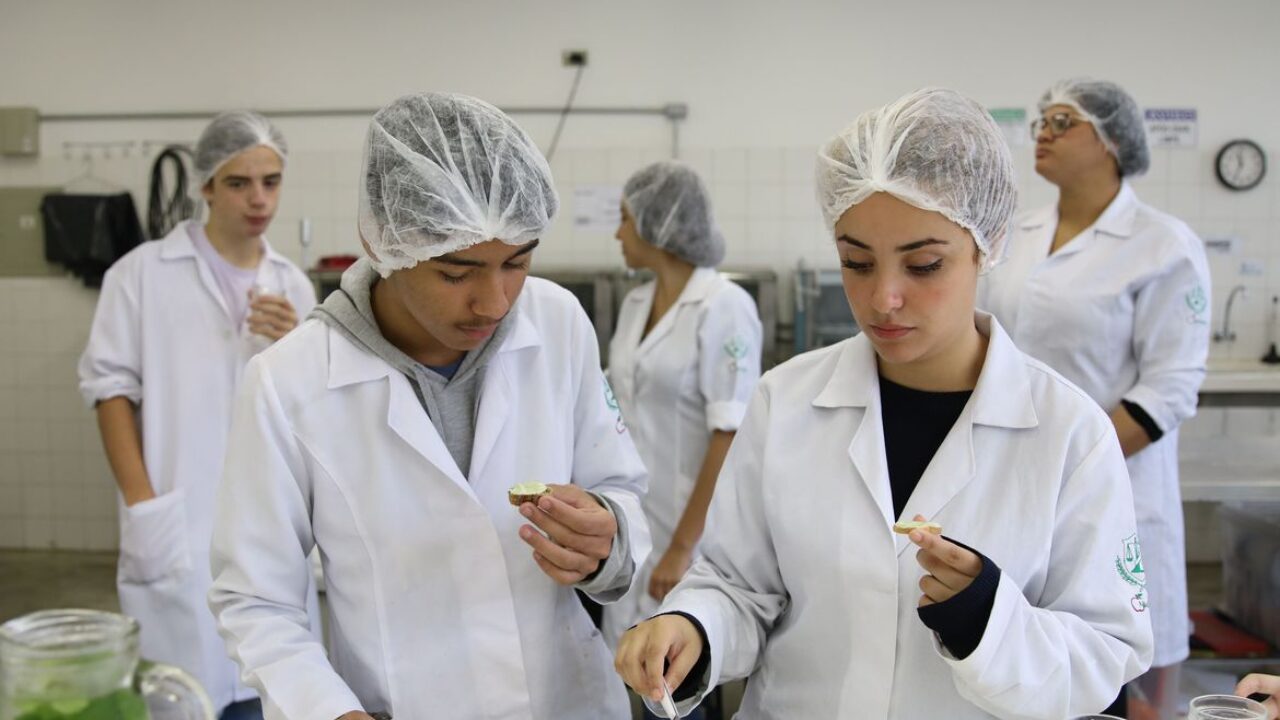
79, 111, 317, 720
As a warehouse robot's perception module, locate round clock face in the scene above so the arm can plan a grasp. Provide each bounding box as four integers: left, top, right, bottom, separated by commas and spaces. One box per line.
1215, 140, 1267, 191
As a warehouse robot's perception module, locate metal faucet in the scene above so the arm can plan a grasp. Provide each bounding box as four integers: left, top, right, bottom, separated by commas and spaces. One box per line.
1214, 285, 1246, 343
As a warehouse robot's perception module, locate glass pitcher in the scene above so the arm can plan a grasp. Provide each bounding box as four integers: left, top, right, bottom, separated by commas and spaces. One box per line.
1187, 694, 1268, 720
0, 609, 214, 720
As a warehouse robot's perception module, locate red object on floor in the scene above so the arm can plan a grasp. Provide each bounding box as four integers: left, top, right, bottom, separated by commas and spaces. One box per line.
1190, 609, 1272, 657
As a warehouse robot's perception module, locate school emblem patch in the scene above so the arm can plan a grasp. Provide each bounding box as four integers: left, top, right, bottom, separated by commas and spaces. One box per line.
723, 333, 750, 372
1184, 285, 1208, 326
603, 377, 626, 434
1115, 533, 1148, 612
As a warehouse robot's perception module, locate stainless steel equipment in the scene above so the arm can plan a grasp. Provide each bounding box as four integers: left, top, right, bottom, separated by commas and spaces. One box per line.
529, 268, 618, 364
308, 268, 343, 301
793, 266, 858, 354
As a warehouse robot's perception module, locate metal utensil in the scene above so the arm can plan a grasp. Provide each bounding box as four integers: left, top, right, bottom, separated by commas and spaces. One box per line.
658, 677, 679, 719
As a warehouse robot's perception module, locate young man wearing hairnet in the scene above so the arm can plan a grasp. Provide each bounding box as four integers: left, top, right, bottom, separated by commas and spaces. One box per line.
209, 92, 651, 720
79, 111, 318, 720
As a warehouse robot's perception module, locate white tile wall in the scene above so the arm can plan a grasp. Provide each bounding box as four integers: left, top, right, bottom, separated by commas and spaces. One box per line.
2, 139, 1278, 550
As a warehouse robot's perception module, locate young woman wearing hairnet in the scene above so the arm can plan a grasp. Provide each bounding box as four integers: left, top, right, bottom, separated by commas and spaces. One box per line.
979, 79, 1210, 718
599, 162, 762, 716
208, 93, 651, 720
614, 88, 1154, 719
79, 111, 317, 720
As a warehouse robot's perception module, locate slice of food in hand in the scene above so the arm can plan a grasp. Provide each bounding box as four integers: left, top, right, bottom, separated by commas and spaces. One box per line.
892, 520, 942, 535
509, 481, 551, 506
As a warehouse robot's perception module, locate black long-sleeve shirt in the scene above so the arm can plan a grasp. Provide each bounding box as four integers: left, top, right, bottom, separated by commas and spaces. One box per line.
667, 373, 1003, 701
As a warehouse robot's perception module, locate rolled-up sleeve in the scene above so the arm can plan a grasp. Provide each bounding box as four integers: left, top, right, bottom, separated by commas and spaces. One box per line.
1122, 233, 1211, 434
697, 287, 763, 432
78, 259, 143, 406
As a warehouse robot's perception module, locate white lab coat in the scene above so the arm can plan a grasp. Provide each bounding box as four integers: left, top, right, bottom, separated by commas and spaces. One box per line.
655, 314, 1154, 720
602, 268, 762, 646
77, 220, 318, 712
978, 183, 1210, 667
208, 278, 652, 720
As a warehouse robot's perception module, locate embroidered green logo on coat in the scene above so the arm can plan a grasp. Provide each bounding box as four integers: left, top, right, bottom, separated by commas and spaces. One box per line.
723, 333, 751, 373
603, 377, 626, 433
1115, 533, 1148, 612
724, 334, 749, 360
603, 377, 620, 412
1185, 285, 1208, 325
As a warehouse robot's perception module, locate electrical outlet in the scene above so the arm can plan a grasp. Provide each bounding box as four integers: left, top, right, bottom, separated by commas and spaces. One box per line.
562, 49, 588, 67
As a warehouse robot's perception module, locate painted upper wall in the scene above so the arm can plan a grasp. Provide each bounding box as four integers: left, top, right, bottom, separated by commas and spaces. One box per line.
3, 0, 1276, 152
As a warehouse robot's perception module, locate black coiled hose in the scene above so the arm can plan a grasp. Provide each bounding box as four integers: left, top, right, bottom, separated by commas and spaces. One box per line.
146, 145, 196, 239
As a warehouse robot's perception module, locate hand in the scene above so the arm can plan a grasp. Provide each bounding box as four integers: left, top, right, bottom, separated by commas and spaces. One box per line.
648, 545, 693, 602
908, 514, 982, 607
1236, 673, 1280, 719
518, 484, 617, 585
615, 614, 703, 704
123, 487, 157, 508
248, 292, 298, 342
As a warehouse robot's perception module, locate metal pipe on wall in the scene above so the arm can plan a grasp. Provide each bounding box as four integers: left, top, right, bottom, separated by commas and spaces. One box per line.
40, 103, 690, 158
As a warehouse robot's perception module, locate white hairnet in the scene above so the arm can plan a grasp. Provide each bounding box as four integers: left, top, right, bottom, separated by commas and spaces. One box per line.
623, 160, 724, 268
1039, 78, 1149, 177
357, 92, 559, 277
816, 88, 1018, 273
193, 111, 287, 186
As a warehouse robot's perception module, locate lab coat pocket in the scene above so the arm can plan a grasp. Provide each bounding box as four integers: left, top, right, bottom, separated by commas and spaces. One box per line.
118, 489, 192, 584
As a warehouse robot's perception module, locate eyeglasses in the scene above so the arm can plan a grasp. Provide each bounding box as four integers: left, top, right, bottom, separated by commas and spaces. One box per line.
1030, 112, 1086, 139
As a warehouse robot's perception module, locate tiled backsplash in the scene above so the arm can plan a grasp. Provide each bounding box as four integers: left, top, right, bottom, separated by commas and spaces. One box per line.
1, 141, 1277, 551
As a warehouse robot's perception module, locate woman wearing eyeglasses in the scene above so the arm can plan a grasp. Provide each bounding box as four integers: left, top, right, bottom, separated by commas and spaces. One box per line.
979, 78, 1211, 718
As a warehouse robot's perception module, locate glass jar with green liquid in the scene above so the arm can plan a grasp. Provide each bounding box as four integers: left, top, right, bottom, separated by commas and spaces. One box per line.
1, 609, 214, 720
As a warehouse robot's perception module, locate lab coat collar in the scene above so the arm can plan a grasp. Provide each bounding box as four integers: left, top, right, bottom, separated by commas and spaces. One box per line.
969, 313, 1040, 431
813, 312, 1039, 547
811, 333, 877, 409
623, 266, 720, 306
326, 299, 542, 390
676, 266, 720, 305
1091, 182, 1139, 239
624, 281, 652, 305
159, 219, 294, 267
1017, 182, 1138, 239
158, 220, 294, 321
158, 222, 199, 260
634, 267, 720, 356
323, 300, 542, 495
811, 312, 1038, 431
327, 324, 394, 389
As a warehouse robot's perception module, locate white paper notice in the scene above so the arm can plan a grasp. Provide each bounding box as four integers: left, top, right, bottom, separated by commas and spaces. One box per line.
1144, 108, 1198, 149
573, 185, 623, 233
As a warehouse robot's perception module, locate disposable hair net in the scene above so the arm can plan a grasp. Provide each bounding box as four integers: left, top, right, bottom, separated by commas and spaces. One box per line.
194, 111, 287, 186
357, 92, 559, 277
623, 160, 725, 267
816, 88, 1018, 273
1038, 78, 1149, 177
